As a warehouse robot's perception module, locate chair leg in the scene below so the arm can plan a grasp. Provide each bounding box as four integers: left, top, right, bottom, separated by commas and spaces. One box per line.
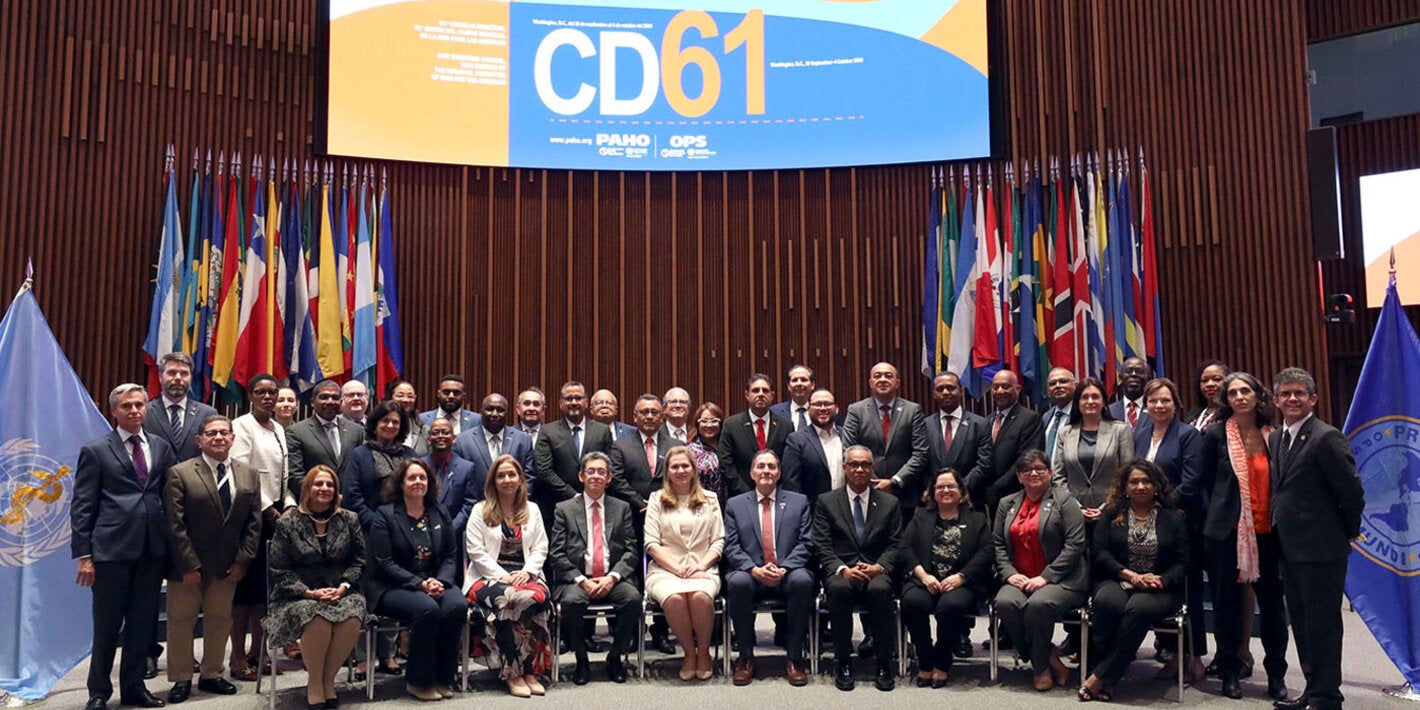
897, 604, 908, 678
1079, 612, 1090, 684
721, 608, 731, 677
460, 619, 470, 692
550, 604, 560, 685
637, 607, 646, 678
989, 608, 999, 682
808, 609, 819, 677
366, 626, 375, 701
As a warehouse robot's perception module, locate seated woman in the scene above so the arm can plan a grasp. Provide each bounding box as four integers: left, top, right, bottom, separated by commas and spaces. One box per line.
465, 454, 551, 698
899, 468, 993, 688
644, 445, 725, 681
366, 459, 467, 702
1079, 459, 1189, 701
992, 449, 1088, 692
263, 466, 366, 710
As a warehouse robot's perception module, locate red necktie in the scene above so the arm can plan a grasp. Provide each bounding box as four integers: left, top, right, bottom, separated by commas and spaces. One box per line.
1127, 401, 1139, 428
590, 501, 606, 578
993, 411, 1005, 442
881, 404, 892, 440
942, 414, 954, 452
644, 436, 657, 472
755, 419, 767, 450
760, 497, 776, 565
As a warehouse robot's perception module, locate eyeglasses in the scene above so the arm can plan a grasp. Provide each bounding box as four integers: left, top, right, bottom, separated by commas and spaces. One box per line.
697, 418, 721, 425
251, 388, 278, 397
342, 392, 367, 399
934, 484, 960, 492
200, 430, 234, 438
844, 461, 874, 469
1274, 390, 1310, 400
1019, 466, 1051, 476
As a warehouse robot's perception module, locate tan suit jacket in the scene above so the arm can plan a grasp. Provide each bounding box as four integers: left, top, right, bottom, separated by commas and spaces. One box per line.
164, 456, 263, 580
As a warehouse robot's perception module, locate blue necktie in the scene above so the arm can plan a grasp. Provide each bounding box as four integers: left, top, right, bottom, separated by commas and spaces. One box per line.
572, 425, 582, 456
796, 406, 809, 431
853, 495, 866, 539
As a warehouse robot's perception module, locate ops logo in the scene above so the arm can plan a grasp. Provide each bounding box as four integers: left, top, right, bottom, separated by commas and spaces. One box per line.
0, 438, 73, 568
1350, 416, 1420, 575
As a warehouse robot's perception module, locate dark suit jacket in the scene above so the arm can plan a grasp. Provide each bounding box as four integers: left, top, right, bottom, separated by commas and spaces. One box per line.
1052, 420, 1134, 509
71, 430, 175, 562
547, 493, 638, 585
1269, 416, 1364, 562
986, 405, 1047, 507
926, 410, 993, 507
842, 397, 929, 507
812, 487, 900, 576
992, 486, 1089, 593
419, 408, 481, 433
723, 488, 813, 572
782, 424, 843, 504
421, 453, 480, 534
607, 430, 682, 510
365, 501, 460, 609
163, 456, 262, 580
341, 443, 416, 529
1092, 505, 1188, 590
533, 418, 613, 504
770, 400, 815, 431
285, 415, 364, 499
144, 398, 219, 462
1133, 419, 1204, 523
1199, 421, 1258, 542
605, 421, 637, 442
452, 425, 537, 500
897, 507, 993, 592
718, 411, 792, 499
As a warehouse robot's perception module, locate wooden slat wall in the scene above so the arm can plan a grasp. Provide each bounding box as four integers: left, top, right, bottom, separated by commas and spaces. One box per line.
1, 0, 1335, 413
1307, 0, 1420, 40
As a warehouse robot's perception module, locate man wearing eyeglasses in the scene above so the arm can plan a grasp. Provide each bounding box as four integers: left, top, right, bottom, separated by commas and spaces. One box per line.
162, 415, 261, 703
782, 389, 845, 506
339, 379, 369, 427
659, 387, 694, 442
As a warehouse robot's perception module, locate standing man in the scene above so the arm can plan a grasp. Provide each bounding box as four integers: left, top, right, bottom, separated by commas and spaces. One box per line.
660, 387, 694, 442
144, 353, 218, 464
842, 362, 928, 526
814, 445, 900, 692
162, 415, 260, 703
724, 451, 814, 687
589, 389, 637, 441
926, 372, 993, 512
781, 389, 845, 504
285, 379, 363, 500
719, 374, 793, 498
514, 387, 546, 446
339, 379, 369, 427
454, 393, 536, 500
1042, 367, 1077, 460
547, 452, 641, 685
1107, 357, 1152, 430
420, 375, 481, 435
72, 383, 176, 710
534, 381, 614, 511
423, 416, 480, 535
1269, 368, 1364, 710
984, 370, 1046, 513
607, 394, 680, 511
770, 365, 816, 432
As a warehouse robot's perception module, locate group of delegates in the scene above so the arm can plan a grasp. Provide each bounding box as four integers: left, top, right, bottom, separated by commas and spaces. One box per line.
71, 354, 1362, 710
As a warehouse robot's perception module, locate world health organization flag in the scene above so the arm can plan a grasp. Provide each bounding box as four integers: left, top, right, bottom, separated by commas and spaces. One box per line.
1344, 272, 1420, 689
0, 281, 110, 700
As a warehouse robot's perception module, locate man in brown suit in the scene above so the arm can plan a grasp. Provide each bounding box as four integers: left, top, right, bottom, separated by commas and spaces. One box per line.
162, 415, 262, 703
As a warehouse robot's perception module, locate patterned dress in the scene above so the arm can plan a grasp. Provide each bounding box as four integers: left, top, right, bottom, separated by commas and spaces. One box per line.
466, 522, 552, 680
262, 509, 367, 645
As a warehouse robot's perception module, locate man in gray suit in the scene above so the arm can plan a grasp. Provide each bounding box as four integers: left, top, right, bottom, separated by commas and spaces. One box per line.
842, 362, 928, 526
162, 415, 261, 703
284, 379, 363, 500
143, 353, 218, 476
72, 383, 176, 710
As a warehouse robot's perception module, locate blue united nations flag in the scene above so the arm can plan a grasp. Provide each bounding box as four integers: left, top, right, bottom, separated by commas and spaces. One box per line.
0, 281, 111, 700
1344, 270, 1420, 689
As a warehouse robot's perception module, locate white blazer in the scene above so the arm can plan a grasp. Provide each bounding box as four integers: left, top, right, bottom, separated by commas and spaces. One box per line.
463, 500, 548, 594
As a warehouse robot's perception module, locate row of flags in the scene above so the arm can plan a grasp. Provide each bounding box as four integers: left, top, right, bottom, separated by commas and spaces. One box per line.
921, 149, 1163, 399
142, 146, 404, 402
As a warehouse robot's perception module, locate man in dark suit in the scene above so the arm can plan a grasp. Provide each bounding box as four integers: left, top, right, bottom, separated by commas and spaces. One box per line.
719, 374, 792, 498
453, 393, 537, 504
339, 379, 369, 427
1269, 368, 1364, 710
985, 369, 1046, 513
422, 416, 480, 535
842, 362, 928, 526
144, 352, 218, 464
660, 387, 694, 442
418, 374, 481, 435
608, 394, 682, 511
72, 383, 176, 710
814, 445, 900, 691
534, 381, 614, 511
161, 415, 260, 703
927, 371, 993, 512
724, 451, 815, 687
590, 389, 637, 441
770, 365, 816, 432
1042, 367, 1077, 459
782, 388, 845, 504
514, 387, 546, 446
1106, 357, 1151, 430
285, 379, 363, 500
547, 452, 640, 685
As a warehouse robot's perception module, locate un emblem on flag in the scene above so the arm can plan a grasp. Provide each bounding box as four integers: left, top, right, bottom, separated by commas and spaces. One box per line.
1351, 416, 1420, 575
0, 438, 73, 568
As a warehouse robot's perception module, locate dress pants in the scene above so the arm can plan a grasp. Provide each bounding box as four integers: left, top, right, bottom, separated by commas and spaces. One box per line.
823, 573, 895, 664
994, 583, 1085, 673
901, 584, 977, 673
165, 575, 238, 682
555, 580, 641, 659
89, 555, 167, 699
1207, 532, 1288, 681
1089, 581, 1180, 685
375, 588, 468, 687
1281, 555, 1347, 710
725, 567, 814, 663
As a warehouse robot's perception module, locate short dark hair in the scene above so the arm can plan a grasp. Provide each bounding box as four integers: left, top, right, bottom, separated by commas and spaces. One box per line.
158, 352, 195, 371
364, 399, 410, 442
198, 414, 232, 433
1273, 367, 1317, 396
1067, 378, 1114, 424
247, 373, 278, 391
313, 379, 341, 396
746, 373, 774, 390
438, 375, 466, 387
384, 378, 414, 399
382, 458, 440, 508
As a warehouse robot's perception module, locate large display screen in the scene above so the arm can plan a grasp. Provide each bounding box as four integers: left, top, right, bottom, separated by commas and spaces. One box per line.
325, 0, 991, 170
1359, 167, 1420, 307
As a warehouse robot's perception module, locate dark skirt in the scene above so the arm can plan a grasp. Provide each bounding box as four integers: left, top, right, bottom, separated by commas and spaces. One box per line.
232, 515, 275, 606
